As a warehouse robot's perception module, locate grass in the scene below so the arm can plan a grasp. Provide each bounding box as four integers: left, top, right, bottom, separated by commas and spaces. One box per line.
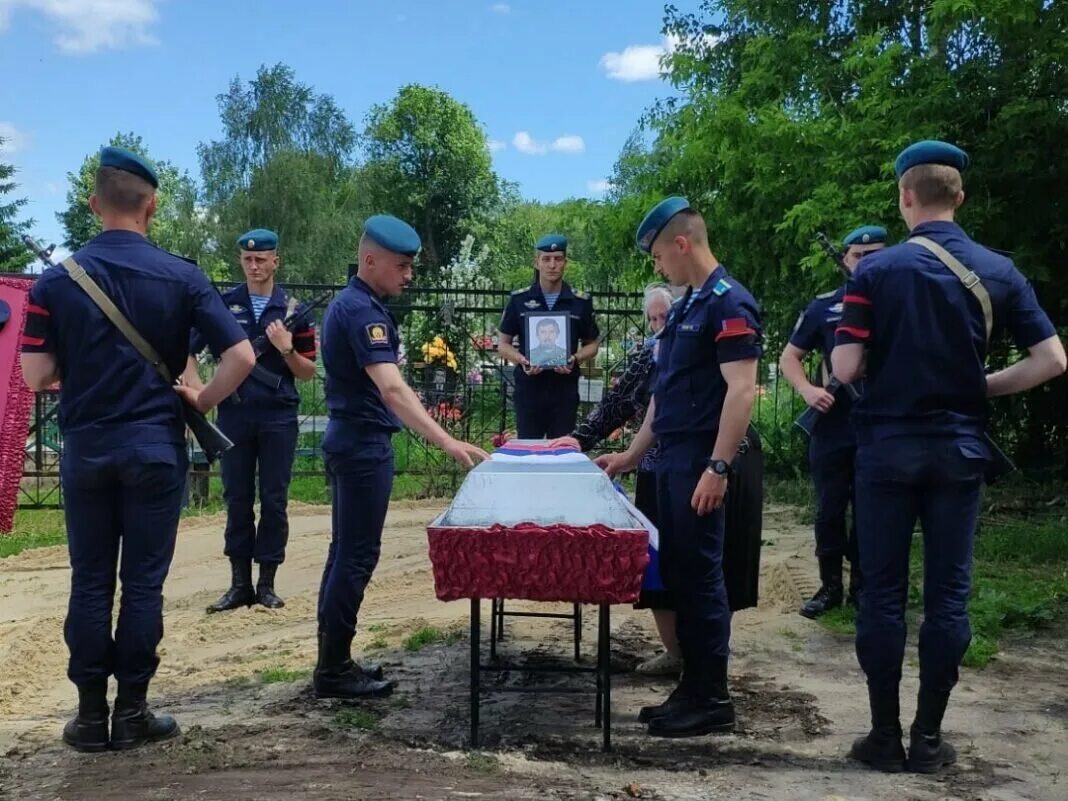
464, 752, 500, 774
402, 626, 463, 652
333, 708, 380, 731
366, 637, 389, 651
0, 509, 67, 558
813, 515, 1068, 669
255, 666, 310, 685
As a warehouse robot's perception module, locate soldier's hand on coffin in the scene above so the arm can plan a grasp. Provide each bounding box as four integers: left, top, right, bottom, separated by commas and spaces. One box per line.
594, 450, 637, 478
547, 436, 581, 451
553, 355, 576, 375
801, 384, 835, 412
691, 470, 728, 516
443, 437, 490, 469
265, 319, 293, 354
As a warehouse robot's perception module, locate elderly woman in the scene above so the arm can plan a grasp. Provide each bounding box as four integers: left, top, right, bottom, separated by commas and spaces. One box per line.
558, 284, 763, 676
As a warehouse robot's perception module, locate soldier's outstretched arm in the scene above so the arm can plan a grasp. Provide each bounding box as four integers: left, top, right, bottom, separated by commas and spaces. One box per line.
365, 362, 488, 468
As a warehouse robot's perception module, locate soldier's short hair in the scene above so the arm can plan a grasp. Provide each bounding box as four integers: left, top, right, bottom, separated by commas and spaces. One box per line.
95, 166, 154, 214
900, 164, 962, 210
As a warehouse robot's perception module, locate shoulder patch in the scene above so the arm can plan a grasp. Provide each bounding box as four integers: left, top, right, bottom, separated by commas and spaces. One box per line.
815, 289, 837, 300
712, 279, 732, 296
365, 322, 390, 346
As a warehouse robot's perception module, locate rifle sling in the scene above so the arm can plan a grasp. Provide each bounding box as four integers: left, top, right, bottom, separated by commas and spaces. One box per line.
908, 236, 993, 343
61, 256, 174, 385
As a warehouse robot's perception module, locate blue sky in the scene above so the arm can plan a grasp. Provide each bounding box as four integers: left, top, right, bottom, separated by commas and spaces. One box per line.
0, 0, 701, 254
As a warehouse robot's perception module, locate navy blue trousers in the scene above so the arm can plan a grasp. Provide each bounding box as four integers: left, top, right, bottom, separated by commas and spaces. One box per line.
809, 441, 858, 562
317, 430, 394, 639
515, 393, 579, 439
656, 442, 731, 674
61, 441, 187, 686
217, 409, 299, 565
854, 433, 986, 694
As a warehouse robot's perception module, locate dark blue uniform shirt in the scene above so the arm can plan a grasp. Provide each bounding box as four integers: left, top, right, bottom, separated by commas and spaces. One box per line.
498, 281, 599, 399
836, 220, 1056, 437
653, 266, 764, 444
189, 284, 316, 413
21, 230, 247, 447
789, 285, 858, 450
321, 276, 402, 432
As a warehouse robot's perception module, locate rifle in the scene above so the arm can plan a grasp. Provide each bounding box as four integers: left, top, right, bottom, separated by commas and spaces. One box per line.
982, 433, 1016, 485
793, 375, 861, 437
23, 236, 235, 463
231, 290, 332, 401
816, 232, 851, 280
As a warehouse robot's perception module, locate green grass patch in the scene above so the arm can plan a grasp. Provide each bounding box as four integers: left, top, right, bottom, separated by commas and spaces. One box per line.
255, 666, 310, 685
366, 623, 388, 633
366, 637, 389, 651
464, 752, 500, 774
0, 509, 67, 558
817, 605, 857, 636
402, 626, 463, 652
334, 708, 380, 731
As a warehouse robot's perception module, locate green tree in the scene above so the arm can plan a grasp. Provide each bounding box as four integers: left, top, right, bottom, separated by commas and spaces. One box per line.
197, 63, 360, 282
0, 141, 33, 273
605, 0, 1068, 467
56, 132, 209, 265
358, 84, 500, 273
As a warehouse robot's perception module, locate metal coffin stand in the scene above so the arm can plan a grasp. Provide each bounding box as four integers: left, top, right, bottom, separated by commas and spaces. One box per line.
425, 447, 652, 754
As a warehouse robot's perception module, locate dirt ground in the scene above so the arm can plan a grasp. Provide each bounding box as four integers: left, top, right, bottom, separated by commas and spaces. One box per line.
0, 501, 1064, 801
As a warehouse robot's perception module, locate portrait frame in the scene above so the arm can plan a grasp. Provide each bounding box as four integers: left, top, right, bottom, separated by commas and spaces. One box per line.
523, 311, 571, 368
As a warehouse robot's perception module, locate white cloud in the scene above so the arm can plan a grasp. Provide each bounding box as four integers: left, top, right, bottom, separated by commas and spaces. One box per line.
587, 179, 613, 195
600, 34, 720, 82
0, 121, 28, 153
0, 0, 161, 54
550, 135, 585, 154
489, 3, 510, 13
487, 139, 506, 153
512, 131, 547, 156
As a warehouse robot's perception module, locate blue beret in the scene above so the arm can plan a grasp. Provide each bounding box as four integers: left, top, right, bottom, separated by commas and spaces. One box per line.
237, 229, 278, 251
364, 214, 421, 256
894, 140, 969, 179
636, 196, 690, 253
842, 225, 887, 247
99, 146, 159, 188
535, 234, 568, 253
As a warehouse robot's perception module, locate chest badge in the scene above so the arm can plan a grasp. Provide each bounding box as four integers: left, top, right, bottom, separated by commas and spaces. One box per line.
366, 323, 389, 345
524, 299, 540, 309
712, 279, 732, 296
229, 304, 246, 314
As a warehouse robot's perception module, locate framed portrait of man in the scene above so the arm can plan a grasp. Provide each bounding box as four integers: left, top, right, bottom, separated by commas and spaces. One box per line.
524, 312, 571, 368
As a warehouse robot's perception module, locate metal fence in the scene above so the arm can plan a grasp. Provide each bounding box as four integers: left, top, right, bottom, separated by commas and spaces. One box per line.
18, 279, 810, 509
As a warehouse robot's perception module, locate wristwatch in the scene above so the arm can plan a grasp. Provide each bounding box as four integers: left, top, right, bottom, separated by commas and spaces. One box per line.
705, 458, 731, 478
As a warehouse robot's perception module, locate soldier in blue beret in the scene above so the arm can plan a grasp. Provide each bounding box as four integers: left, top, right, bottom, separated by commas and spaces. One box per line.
780, 224, 887, 618
832, 141, 1065, 772
598, 197, 763, 738
497, 233, 600, 438
184, 229, 319, 614
315, 214, 488, 699
21, 145, 254, 751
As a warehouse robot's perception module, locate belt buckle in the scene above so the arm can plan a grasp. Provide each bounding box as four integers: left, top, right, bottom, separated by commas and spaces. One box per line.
963, 271, 981, 289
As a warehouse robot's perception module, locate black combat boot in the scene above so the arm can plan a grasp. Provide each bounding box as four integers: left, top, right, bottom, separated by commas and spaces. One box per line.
848, 686, 907, 772
206, 558, 256, 613
256, 563, 285, 609
110, 682, 180, 750
313, 631, 393, 699
907, 686, 957, 773
800, 556, 845, 619
647, 657, 735, 738
314, 629, 385, 681
62, 680, 110, 753
638, 679, 691, 723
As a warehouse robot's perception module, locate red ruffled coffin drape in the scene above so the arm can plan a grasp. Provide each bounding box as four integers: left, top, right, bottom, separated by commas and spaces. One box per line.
427, 522, 649, 604
0, 278, 36, 534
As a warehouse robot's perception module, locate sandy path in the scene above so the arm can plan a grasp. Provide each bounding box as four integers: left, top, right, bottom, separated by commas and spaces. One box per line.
0, 501, 1064, 801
